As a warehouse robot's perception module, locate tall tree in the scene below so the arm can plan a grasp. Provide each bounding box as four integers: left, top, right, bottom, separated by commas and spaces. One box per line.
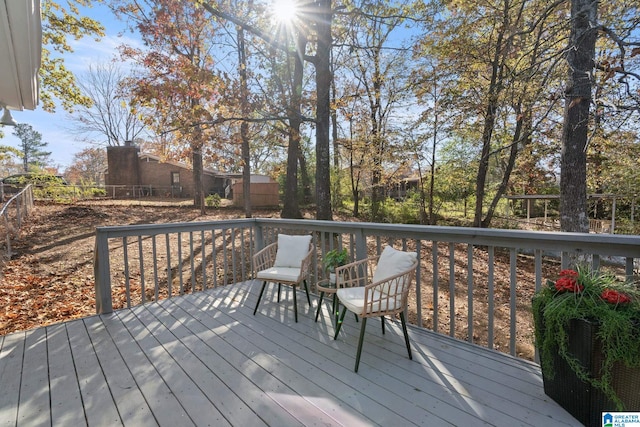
12, 124, 51, 171
411, 60, 455, 224
236, 21, 253, 218
70, 62, 147, 146
314, 0, 333, 220
559, 0, 597, 233
280, 32, 309, 219
114, 0, 220, 210
560, 1, 640, 231
342, 2, 412, 220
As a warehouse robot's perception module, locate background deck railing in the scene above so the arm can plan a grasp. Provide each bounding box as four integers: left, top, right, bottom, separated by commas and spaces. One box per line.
94, 218, 640, 361
1, 185, 34, 261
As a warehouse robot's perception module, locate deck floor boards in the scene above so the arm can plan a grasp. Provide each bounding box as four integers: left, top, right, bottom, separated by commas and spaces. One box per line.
0, 281, 580, 426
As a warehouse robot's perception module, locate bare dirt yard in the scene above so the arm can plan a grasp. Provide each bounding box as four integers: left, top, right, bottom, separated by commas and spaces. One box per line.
1, 200, 562, 361
0, 201, 293, 336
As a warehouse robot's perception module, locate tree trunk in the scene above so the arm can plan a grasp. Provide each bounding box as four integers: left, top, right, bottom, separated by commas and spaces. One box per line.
192, 144, 204, 212
238, 27, 252, 218
298, 149, 312, 205
482, 111, 526, 227
314, 0, 333, 221
429, 95, 438, 225
560, 0, 597, 233
331, 60, 341, 210
473, 1, 510, 228
281, 34, 306, 219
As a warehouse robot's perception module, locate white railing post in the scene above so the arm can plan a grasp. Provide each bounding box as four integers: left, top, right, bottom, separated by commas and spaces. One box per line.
354, 227, 367, 262
94, 228, 113, 314
254, 222, 265, 254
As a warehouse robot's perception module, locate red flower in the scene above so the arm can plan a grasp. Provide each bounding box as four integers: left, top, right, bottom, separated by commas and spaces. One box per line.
601, 289, 631, 305
554, 276, 584, 293
559, 269, 579, 278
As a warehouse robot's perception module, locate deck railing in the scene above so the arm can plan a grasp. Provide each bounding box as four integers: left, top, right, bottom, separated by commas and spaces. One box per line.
1, 185, 34, 260
94, 217, 640, 360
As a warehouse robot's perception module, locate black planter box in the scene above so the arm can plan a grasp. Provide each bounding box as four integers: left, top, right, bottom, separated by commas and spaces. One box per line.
540, 317, 640, 427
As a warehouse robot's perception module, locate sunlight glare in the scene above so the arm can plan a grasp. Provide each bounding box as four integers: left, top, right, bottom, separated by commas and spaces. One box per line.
272, 0, 298, 23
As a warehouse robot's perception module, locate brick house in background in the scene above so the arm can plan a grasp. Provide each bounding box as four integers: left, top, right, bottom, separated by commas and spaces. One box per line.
105, 142, 279, 206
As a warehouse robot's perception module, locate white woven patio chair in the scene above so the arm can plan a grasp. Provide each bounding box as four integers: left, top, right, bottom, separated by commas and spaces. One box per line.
333, 245, 418, 372
252, 234, 314, 323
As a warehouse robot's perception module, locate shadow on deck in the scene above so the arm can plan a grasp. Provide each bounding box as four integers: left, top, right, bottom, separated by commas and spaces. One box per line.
0, 281, 580, 426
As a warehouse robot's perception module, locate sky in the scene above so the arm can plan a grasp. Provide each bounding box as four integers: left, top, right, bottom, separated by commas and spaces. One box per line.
1, 3, 130, 170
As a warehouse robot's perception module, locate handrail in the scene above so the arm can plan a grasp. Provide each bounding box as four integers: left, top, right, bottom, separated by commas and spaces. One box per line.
94, 217, 640, 360
0, 185, 34, 260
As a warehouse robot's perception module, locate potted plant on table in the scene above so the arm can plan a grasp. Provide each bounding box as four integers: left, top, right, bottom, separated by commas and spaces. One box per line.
532, 266, 640, 426
323, 248, 349, 282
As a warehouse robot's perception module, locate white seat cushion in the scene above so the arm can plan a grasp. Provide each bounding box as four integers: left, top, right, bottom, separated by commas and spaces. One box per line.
256, 266, 302, 283
337, 287, 401, 315
273, 234, 312, 268
372, 246, 417, 294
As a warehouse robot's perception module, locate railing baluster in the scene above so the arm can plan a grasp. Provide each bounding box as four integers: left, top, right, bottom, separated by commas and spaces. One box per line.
487, 246, 495, 350
189, 231, 195, 292
240, 228, 246, 283
222, 229, 228, 286
432, 241, 439, 333
510, 248, 517, 356
166, 234, 173, 298
415, 240, 422, 328
467, 244, 474, 344
212, 229, 219, 288
449, 242, 455, 338
534, 249, 542, 292
152, 236, 159, 301
177, 232, 183, 296
138, 236, 145, 304
534, 248, 542, 362
201, 230, 207, 289
626, 257, 635, 281
231, 228, 237, 285
123, 236, 131, 308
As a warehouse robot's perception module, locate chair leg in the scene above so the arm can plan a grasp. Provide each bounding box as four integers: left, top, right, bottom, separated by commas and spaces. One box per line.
315, 291, 325, 322
293, 284, 298, 322
277, 283, 282, 302
253, 281, 267, 316
400, 312, 412, 360
333, 306, 348, 340
303, 279, 311, 306
381, 316, 385, 334
332, 294, 338, 324
354, 317, 368, 372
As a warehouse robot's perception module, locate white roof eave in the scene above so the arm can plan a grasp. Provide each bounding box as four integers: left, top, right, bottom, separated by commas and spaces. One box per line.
0, 0, 42, 111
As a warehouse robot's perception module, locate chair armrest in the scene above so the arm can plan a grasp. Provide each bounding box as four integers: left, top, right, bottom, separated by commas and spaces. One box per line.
253, 242, 278, 274
362, 258, 418, 316
298, 245, 315, 278
335, 256, 378, 288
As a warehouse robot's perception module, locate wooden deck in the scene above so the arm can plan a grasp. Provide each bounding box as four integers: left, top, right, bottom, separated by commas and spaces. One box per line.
0, 281, 580, 426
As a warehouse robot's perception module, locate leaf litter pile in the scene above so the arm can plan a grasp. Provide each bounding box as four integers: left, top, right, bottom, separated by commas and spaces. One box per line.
0, 202, 282, 336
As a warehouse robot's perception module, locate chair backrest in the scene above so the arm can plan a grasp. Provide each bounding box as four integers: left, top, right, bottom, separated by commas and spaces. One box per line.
372, 246, 418, 294
273, 234, 313, 268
